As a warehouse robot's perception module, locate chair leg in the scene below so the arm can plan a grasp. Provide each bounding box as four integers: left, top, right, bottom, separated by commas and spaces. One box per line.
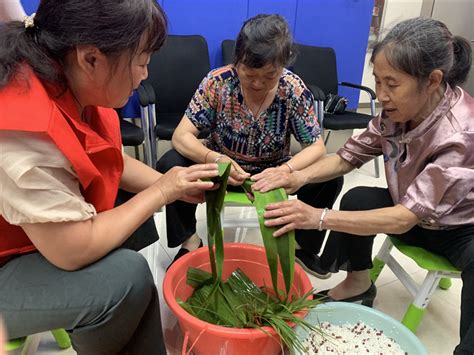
370, 256, 386, 282
323, 130, 332, 145
370, 236, 394, 282
373, 156, 380, 178
401, 271, 440, 333
402, 304, 426, 333
51, 329, 71, 349
438, 277, 452, 290
22, 334, 41, 355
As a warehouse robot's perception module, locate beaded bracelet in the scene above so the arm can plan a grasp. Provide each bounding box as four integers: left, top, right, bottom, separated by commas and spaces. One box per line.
318, 207, 329, 231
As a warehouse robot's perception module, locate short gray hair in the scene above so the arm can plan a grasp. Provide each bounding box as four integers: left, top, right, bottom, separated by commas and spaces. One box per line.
371, 17, 471, 87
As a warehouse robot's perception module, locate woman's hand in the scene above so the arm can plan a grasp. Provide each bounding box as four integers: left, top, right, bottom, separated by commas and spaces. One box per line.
251, 168, 306, 194
263, 199, 320, 237
216, 156, 250, 186
153, 163, 219, 204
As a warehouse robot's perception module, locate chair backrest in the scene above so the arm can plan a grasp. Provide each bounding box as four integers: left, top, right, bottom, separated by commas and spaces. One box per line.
291, 44, 339, 96
114, 108, 144, 147
144, 35, 211, 139
221, 39, 235, 65
221, 40, 339, 97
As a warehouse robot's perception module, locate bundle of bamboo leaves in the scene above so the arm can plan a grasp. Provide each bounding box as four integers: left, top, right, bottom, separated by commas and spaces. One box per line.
177, 163, 323, 352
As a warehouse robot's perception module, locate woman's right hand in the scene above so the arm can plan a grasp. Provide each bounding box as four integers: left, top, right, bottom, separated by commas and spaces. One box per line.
216, 156, 250, 186
153, 163, 219, 204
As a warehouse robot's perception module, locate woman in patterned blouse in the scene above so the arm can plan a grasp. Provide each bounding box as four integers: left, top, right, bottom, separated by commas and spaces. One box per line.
157, 14, 343, 276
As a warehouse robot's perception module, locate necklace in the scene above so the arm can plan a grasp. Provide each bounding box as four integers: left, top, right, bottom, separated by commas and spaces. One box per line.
242, 88, 270, 118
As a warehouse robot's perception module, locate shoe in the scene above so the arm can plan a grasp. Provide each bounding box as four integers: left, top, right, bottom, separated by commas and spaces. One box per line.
295, 250, 331, 279
313, 282, 377, 307
167, 240, 203, 270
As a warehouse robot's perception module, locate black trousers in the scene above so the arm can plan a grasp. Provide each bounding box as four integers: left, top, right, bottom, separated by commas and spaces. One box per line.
320, 186, 474, 354
156, 149, 343, 255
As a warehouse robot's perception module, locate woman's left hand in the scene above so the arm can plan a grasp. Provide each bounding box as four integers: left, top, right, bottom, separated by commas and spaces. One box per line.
251, 167, 305, 194
263, 199, 319, 237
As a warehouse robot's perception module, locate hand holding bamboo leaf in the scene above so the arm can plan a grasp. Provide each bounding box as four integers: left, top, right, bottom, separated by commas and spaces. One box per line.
153, 163, 219, 204
263, 199, 321, 237
214, 155, 251, 186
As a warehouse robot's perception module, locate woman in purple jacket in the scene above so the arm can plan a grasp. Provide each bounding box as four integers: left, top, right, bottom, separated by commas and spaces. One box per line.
252, 17, 474, 354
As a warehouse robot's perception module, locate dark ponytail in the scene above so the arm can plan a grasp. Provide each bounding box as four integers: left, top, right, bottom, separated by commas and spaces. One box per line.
0, 0, 167, 90
0, 20, 60, 88
445, 36, 472, 87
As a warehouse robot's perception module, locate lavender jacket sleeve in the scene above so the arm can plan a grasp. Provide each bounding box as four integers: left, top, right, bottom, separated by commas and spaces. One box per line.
336, 86, 474, 228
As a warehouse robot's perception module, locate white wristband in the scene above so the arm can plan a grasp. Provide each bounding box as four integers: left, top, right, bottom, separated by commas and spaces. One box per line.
318, 208, 329, 231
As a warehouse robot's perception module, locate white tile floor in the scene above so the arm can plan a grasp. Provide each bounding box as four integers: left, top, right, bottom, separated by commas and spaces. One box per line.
35, 156, 462, 355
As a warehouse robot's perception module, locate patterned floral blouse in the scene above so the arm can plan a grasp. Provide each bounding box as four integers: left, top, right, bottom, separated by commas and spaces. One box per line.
185, 65, 320, 174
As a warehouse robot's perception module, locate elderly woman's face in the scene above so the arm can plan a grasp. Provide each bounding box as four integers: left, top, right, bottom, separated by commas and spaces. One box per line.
236, 63, 282, 95
373, 50, 431, 124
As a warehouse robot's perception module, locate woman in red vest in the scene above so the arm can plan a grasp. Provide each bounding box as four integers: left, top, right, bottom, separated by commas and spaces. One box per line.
0, 1, 218, 354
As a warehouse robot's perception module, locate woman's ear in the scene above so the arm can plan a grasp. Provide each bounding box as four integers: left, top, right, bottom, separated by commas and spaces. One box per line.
74, 45, 107, 79
426, 69, 444, 93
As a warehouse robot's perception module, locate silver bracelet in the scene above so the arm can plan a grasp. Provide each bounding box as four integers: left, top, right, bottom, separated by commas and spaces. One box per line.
318, 207, 329, 231
284, 162, 294, 173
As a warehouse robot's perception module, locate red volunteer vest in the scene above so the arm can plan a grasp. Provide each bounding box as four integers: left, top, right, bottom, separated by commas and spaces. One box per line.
0, 70, 123, 266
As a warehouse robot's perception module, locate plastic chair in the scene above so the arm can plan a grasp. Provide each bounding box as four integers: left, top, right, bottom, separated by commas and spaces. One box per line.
290, 44, 380, 178
6, 329, 71, 355
220, 191, 259, 243
221, 39, 235, 65
370, 236, 461, 332
117, 109, 145, 161
138, 35, 211, 164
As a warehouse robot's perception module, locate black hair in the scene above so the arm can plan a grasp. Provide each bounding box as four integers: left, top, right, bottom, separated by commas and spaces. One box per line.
370, 17, 471, 87
234, 14, 295, 69
0, 0, 167, 90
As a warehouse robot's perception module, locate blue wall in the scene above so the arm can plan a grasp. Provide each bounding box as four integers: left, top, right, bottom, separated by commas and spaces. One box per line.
21, 0, 373, 109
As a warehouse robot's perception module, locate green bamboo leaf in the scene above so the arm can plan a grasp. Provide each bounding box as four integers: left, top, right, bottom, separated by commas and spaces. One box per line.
253, 187, 295, 300
205, 162, 231, 283
186, 267, 213, 287
220, 283, 248, 325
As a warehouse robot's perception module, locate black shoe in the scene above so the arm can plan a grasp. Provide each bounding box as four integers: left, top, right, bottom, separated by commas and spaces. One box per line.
313, 282, 377, 307
295, 250, 331, 279
167, 240, 203, 271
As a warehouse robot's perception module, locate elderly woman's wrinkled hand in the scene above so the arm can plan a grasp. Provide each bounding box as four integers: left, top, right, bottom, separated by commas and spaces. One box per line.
217, 156, 250, 186
262, 199, 318, 237
251, 168, 305, 194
